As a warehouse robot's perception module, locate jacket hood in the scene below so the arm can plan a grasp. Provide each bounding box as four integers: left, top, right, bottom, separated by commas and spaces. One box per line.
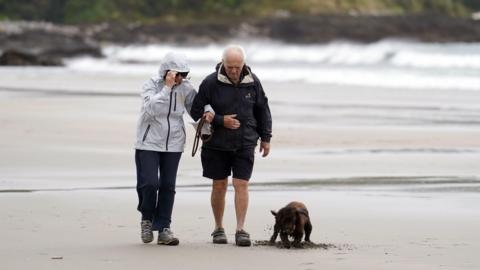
158, 52, 190, 78
215, 62, 254, 85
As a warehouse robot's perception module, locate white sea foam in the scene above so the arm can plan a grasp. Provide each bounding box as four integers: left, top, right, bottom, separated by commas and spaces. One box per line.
66, 40, 480, 91
100, 40, 480, 68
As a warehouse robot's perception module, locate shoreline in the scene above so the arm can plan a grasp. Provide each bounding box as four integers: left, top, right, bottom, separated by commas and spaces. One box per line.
2, 175, 480, 194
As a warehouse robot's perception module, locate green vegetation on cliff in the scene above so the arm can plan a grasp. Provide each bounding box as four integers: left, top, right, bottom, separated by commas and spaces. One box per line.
1, 0, 479, 24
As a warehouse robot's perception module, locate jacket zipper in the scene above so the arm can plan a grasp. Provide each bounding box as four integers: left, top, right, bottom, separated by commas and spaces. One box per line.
174, 92, 177, 111
142, 124, 151, 142
182, 126, 186, 144
166, 90, 174, 151
236, 86, 243, 149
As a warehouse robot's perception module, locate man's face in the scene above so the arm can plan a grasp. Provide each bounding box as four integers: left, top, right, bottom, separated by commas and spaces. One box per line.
223, 53, 244, 84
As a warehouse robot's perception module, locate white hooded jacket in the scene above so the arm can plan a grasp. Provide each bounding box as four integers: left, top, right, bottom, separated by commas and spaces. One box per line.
135, 52, 209, 152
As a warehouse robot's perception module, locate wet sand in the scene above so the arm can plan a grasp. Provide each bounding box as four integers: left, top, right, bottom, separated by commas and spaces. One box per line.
1, 69, 480, 190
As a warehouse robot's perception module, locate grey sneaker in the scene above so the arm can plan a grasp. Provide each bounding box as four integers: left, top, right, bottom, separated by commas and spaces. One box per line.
140, 220, 153, 243
157, 228, 179, 246
235, 230, 251, 247
211, 227, 228, 244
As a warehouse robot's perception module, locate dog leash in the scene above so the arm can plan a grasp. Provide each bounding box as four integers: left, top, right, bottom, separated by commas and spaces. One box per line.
192, 116, 212, 157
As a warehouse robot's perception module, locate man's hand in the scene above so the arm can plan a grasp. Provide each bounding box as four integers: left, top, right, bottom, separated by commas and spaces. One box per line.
259, 141, 270, 157
203, 111, 214, 123
224, 114, 240, 129
165, 70, 177, 88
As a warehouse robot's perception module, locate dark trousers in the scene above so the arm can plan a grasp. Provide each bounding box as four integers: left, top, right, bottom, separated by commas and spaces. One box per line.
135, 149, 182, 231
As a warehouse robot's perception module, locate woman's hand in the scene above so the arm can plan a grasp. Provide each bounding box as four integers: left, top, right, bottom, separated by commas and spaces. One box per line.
203, 111, 214, 123
165, 70, 177, 88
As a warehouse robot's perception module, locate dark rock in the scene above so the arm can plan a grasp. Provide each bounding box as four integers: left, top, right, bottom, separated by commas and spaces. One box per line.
1, 30, 102, 58
0, 49, 62, 66
260, 15, 480, 43
84, 21, 232, 45
81, 14, 480, 44
0, 22, 102, 61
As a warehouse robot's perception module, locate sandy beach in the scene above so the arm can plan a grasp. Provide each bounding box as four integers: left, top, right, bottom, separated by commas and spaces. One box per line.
1, 67, 480, 269
2, 189, 480, 270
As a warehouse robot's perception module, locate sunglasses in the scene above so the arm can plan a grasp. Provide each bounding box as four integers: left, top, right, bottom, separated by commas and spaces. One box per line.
176, 72, 189, 78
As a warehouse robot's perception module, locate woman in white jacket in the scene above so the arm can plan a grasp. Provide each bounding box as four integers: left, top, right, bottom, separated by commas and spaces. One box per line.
135, 52, 212, 245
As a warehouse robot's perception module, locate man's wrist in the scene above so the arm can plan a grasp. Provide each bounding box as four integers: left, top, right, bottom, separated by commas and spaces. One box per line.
204, 105, 215, 116
213, 114, 224, 126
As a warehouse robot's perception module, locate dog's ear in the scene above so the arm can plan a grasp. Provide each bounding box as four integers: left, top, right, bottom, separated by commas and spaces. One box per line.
271, 210, 277, 216
296, 209, 309, 220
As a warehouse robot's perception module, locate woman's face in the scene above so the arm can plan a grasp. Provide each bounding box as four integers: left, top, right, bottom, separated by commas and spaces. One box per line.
174, 75, 183, 85
174, 72, 188, 85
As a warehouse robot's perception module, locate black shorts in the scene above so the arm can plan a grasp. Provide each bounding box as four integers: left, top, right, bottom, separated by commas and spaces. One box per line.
201, 147, 255, 181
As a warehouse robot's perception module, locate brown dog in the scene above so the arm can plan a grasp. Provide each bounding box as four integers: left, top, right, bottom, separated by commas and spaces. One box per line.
270, 201, 312, 248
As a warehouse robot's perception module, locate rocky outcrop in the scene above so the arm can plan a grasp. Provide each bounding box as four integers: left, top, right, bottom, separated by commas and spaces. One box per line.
77, 15, 480, 44
263, 15, 480, 43
0, 21, 102, 66
81, 21, 233, 44
0, 49, 62, 66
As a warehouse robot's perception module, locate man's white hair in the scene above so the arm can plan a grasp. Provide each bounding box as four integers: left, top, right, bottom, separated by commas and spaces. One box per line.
222, 44, 246, 62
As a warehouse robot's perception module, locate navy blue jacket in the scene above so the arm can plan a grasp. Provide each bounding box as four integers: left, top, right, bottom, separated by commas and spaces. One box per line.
191, 63, 272, 151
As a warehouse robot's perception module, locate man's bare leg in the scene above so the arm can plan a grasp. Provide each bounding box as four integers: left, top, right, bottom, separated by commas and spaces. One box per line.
232, 178, 249, 231
211, 179, 228, 229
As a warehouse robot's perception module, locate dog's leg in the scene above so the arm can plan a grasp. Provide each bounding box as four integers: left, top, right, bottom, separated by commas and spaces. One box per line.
269, 224, 279, 244
280, 232, 291, 249
292, 231, 303, 248
305, 220, 312, 242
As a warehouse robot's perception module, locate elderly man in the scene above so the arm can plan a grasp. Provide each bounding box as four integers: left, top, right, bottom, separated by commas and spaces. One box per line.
191, 45, 272, 247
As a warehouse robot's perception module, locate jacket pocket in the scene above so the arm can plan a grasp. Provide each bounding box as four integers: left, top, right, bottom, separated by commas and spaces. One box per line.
142, 124, 151, 142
